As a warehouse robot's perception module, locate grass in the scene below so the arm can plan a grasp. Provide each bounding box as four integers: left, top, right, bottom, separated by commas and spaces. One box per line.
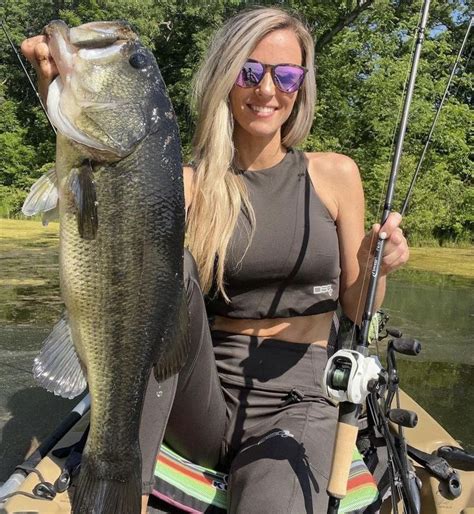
406, 247, 474, 279
0, 218, 61, 325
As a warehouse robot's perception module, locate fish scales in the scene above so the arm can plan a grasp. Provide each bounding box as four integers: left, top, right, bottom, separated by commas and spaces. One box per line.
59, 131, 183, 461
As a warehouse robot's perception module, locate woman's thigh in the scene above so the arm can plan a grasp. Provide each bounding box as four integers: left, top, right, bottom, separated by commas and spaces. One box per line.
227, 399, 337, 514
140, 250, 228, 491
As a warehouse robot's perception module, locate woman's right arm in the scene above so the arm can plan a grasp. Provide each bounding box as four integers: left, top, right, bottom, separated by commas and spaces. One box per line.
20, 35, 58, 103
183, 165, 194, 216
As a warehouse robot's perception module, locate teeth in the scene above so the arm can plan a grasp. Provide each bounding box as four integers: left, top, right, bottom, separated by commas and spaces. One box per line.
250, 105, 275, 113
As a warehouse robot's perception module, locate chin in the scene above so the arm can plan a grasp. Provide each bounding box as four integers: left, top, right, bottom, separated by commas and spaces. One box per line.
241, 120, 283, 140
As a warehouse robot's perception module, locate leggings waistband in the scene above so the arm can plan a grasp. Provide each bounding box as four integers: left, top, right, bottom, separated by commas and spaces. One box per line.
211, 330, 330, 395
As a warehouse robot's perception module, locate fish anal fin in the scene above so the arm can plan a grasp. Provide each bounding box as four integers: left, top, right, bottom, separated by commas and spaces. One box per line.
33, 314, 87, 399
154, 292, 190, 382
68, 161, 98, 240
42, 205, 59, 226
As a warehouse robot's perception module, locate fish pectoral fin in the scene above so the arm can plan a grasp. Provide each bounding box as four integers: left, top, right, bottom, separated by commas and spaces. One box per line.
22, 167, 59, 217
68, 161, 98, 240
33, 314, 88, 399
154, 293, 190, 382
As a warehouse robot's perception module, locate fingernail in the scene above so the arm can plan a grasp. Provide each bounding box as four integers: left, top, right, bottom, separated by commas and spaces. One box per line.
380, 232, 387, 240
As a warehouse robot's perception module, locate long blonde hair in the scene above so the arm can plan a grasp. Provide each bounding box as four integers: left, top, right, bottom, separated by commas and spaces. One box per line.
186, 7, 316, 298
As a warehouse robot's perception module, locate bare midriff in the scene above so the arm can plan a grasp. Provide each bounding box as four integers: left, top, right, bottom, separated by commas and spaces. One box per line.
211, 311, 334, 347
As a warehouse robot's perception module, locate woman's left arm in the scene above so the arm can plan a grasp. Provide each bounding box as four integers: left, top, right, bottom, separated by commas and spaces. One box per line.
332, 156, 409, 324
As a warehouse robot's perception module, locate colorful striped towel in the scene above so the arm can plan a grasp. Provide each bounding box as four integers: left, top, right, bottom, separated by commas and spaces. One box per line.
153, 444, 378, 513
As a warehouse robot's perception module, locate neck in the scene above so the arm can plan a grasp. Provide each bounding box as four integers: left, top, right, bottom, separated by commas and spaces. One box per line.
233, 129, 286, 171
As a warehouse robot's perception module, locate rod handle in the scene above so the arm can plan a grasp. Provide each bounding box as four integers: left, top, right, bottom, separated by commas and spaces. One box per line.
327, 421, 359, 498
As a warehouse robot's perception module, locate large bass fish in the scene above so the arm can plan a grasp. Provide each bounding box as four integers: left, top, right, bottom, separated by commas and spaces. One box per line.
22, 20, 189, 513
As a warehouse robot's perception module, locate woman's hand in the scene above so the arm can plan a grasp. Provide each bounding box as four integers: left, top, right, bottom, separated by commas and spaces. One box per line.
20, 35, 58, 103
358, 212, 409, 276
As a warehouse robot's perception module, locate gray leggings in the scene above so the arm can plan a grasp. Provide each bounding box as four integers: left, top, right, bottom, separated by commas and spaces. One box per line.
140, 250, 338, 513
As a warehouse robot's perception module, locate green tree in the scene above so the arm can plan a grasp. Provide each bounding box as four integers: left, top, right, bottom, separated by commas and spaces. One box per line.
0, 0, 471, 243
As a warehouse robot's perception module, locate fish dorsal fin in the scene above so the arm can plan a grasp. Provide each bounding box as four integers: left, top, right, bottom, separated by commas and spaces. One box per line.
68, 161, 98, 240
154, 292, 190, 382
33, 314, 88, 399
22, 168, 58, 216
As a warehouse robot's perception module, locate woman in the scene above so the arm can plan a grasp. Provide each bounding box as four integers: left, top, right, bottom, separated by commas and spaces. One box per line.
22, 6, 408, 513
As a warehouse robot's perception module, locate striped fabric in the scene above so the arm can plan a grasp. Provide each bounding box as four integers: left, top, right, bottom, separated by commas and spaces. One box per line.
153, 445, 378, 513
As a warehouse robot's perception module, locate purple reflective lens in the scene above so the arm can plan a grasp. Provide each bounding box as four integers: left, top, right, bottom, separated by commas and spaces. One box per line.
236, 61, 265, 88
273, 65, 306, 93
236, 59, 307, 93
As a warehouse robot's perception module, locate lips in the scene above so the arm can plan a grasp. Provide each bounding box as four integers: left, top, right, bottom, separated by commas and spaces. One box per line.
248, 104, 278, 117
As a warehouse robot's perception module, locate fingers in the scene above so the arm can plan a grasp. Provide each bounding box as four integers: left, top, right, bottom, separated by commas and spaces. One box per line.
379, 213, 409, 274
20, 35, 58, 103
361, 212, 409, 275
34, 42, 59, 79
379, 211, 402, 240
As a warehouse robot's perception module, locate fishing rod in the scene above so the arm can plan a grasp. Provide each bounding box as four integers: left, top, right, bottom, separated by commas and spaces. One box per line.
401, 14, 473, 215
324, 1, 431, 513
1, 19, 57, 134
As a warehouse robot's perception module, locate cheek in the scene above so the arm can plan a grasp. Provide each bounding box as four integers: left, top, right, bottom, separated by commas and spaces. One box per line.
281, 94, 298, 121
229, 87, 246, 117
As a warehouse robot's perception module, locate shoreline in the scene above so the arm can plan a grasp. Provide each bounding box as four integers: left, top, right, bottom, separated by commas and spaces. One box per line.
2, 217, 472, 275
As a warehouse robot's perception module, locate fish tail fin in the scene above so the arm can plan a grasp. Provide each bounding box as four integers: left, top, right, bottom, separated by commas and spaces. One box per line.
72, 454, 141, 514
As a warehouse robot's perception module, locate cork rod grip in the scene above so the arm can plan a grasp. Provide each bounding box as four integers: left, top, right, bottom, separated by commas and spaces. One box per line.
327, 421, 359, 498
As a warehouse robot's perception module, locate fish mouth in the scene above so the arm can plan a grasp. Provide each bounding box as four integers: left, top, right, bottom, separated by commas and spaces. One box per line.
45, 20, 138, 153
69, 21, 138, 48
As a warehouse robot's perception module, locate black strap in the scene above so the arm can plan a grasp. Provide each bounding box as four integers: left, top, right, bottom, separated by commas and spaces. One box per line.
407, 444, 462, 498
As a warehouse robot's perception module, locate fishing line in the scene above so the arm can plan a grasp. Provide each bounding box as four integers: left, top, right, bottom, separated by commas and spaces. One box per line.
0, 20, 57, 134
349, 2, 423, 346
401, 14, 473, 215
452, 46, 472, 98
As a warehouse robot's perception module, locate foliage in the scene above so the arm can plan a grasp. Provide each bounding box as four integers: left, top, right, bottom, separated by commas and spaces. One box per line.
0, 0, 471, 243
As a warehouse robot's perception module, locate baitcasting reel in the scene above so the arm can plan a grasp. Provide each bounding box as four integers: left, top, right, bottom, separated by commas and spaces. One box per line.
323, 350, 383, 404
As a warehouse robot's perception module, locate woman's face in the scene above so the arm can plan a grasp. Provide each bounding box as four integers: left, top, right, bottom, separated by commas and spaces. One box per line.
229, 29, 303, 144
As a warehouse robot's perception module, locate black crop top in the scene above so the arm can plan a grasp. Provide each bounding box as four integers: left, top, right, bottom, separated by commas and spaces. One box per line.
206, 148, 340, 319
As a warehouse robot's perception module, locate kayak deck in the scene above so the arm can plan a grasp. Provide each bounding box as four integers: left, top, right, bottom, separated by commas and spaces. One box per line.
2, 391, 473, 513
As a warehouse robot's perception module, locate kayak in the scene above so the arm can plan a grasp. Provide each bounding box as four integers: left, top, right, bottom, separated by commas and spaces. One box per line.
1, 389, 472, 513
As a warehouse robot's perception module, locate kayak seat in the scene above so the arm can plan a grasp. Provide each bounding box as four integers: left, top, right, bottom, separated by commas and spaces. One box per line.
152, 443, 378, 513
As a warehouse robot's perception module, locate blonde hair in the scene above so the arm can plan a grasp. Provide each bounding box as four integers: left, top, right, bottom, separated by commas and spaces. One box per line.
186, 7, 316, 298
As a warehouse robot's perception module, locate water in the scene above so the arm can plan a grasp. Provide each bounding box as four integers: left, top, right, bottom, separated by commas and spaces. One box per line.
382, 275, 473, 452
0, 272, 472, 482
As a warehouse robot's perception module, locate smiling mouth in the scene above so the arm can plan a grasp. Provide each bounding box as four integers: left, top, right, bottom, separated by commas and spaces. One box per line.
248, 105, 277, 114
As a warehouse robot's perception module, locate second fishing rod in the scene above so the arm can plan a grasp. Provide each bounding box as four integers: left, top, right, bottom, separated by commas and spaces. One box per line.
323, 1, 431, 513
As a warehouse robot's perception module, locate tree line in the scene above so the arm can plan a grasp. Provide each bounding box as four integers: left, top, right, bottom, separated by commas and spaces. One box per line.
0, 0, 472, 245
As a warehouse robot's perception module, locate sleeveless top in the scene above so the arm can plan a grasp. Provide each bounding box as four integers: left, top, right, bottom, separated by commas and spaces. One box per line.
205, 148, 340, 319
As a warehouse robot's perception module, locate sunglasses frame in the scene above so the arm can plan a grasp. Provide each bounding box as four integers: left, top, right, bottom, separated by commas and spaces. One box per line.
236, 58, 308, 94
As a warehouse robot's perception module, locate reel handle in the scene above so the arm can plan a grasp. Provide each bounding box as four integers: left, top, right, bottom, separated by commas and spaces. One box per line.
391, 338, 421, 355
388, 408, 418, 428
387, 328, 402, 338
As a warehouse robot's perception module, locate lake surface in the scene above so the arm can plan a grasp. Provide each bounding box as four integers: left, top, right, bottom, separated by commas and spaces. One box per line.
382, 274, 473, 452
0, 269, 472, 482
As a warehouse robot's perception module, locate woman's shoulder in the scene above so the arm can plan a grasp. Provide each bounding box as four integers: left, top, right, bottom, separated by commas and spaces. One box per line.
303, 151, 363, 220
303, 151, 360, 182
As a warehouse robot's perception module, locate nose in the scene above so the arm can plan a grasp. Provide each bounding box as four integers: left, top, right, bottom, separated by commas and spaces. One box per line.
256, 70, 275, 97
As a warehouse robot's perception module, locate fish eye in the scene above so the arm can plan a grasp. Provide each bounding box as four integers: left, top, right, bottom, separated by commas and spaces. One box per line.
129, 52, 149, 69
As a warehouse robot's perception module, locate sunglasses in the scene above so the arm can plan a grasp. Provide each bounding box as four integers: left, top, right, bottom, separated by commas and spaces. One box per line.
235, 58, 307, 94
